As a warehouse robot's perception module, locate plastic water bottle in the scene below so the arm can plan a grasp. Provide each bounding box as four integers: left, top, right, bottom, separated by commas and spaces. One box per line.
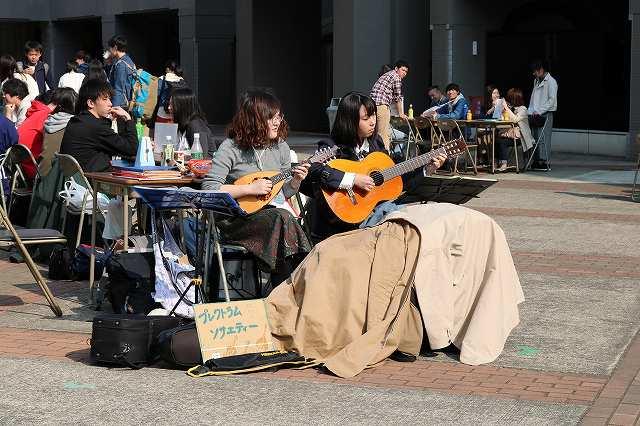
191, 133, 203, 160
135, 118, 144, 142
163, 135, 174, 165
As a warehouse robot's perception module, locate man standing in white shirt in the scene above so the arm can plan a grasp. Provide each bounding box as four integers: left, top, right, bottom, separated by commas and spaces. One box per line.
528, 59, 558, 169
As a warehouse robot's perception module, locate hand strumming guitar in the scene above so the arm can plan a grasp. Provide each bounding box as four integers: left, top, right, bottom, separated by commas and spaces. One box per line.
248, 178, 273, 196
354, 174, 375, 192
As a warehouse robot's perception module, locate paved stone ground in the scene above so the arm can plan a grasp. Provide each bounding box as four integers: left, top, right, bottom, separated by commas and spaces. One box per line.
0, 153, 638, 425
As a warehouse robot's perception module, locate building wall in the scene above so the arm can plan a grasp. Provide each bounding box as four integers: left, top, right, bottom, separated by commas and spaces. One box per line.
333, 0, 429, 115
630, 0, 640, 158
235, 0, 325, 132
430, 1, 488, 99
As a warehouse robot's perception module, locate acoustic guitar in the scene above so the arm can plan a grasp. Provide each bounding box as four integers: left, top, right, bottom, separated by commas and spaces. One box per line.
235, 146, 338, 214
322, 138, 467, 223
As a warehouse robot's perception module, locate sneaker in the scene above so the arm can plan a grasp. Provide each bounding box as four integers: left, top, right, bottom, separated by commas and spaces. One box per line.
496, 162, 508, 172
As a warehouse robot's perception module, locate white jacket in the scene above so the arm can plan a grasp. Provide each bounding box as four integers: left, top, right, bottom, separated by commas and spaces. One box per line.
1, 73, 39, 102
58, 71, 85, 94
528, 72, 558, 115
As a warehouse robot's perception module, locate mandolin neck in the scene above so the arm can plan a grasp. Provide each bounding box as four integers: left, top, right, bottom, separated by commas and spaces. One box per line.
270, 169, 292, 184
381, 147, 447, 181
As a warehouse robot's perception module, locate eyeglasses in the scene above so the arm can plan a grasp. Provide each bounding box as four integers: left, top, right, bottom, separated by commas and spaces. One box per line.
269, 113, 284, 125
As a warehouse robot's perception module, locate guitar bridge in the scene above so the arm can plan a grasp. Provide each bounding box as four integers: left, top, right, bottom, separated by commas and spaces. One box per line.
346, 188, 357, 205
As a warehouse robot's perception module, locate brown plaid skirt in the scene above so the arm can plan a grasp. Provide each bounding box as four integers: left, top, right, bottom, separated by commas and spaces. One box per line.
217, 207, 312, 273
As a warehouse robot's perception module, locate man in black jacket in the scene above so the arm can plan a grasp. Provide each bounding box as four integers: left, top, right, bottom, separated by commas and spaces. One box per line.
17, 41, 53, 96
60, 79, 137, 172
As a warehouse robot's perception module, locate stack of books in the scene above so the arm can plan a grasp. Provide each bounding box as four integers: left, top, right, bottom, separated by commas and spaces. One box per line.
111, 160, 182, 181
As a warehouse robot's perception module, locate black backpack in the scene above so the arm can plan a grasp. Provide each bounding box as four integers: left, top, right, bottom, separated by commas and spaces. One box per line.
48, 246, 73, 280
106, 251, 158, 315
158, 77, 188, 110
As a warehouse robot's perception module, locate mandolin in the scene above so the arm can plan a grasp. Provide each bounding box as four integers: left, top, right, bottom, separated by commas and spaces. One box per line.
235, 146, 338, 214
322, 138, 467, 223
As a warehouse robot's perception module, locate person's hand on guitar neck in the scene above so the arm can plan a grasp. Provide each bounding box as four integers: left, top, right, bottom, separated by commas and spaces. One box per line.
425, 153, 448, 176
288, 162, 310, 191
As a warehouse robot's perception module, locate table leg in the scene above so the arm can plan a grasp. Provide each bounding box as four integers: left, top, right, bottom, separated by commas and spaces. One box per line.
89, 181, 98, 299
513, 124, 519, 173
123, 187, 129, 251
491, 128, 496, 174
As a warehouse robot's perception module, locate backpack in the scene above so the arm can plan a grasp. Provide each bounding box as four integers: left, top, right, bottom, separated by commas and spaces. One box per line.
128, 67, 159, 122
48, 246, 73, 280
157, 77, 188, 110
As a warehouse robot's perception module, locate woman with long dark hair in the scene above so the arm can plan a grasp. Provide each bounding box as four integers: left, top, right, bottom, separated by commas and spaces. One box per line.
202, 89, 311, 285
85, 59, 108, 83
149, 60, 185, 127
301, 91, 446, 243
0, 54, 39, 101
168, 87, 215, 157
484, 85, 503, 119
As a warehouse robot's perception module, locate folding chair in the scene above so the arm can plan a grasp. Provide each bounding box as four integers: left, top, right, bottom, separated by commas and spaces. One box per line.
55, 153, 105, 248
525, 114, 552, 171
632, 151, 640, 203
0, 203, 65, 316
433, 119, 478, 175
389, 116, 423, 160
0, 144, 40, 219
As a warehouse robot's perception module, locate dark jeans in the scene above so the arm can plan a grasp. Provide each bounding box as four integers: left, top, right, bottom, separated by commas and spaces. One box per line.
495, 136, 512, 162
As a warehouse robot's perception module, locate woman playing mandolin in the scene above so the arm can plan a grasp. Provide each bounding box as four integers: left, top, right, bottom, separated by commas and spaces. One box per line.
301, 92, 447, 243
202, 89, 312, 286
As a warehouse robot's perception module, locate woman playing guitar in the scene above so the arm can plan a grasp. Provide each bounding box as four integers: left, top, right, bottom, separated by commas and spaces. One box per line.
301, 92, 447, 244
202, 89, 312, 285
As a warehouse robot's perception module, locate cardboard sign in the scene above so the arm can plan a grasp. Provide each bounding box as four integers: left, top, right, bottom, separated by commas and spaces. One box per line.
193, 299, 275, 362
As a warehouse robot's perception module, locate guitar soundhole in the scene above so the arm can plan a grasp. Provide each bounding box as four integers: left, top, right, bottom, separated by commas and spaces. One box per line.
370, 171, 384, 186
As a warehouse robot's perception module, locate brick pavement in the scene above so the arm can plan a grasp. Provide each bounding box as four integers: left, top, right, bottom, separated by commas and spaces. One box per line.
0, 174, 638, 424
0, 326, 609, 405
511, 251, 640, 279
494, 180, 632, 196
475, 207, 640, 224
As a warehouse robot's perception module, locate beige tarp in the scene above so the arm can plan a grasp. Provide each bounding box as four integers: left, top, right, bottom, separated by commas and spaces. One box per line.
266, 203, 524, 377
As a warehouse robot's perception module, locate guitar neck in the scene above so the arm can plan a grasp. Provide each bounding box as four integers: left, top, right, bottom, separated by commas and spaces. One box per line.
381, 147, 447, 181
270, 169, 292, 184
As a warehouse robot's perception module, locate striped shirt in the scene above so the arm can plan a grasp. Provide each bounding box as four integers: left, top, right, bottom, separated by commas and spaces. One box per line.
370, 70, 402, 106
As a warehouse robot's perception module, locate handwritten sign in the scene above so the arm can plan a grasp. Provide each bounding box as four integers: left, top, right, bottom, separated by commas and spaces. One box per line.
193, 299, 274, 362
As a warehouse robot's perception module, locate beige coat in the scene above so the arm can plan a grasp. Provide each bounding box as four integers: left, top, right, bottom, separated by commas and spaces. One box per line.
266, 203, 524, 377
502, 105, 535, 152
267, 221, 423, 378
384, 203, 524, 365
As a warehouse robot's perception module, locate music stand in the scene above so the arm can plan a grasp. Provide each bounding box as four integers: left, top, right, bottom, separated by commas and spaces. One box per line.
134, 187, 246, 313
396, 175, 497, 205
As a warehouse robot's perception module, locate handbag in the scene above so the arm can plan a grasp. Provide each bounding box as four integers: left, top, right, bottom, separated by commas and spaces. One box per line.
156, 322, 202, 368
500, 125, 522, 140
58, 177, 109, 214
90, 314, 186, 368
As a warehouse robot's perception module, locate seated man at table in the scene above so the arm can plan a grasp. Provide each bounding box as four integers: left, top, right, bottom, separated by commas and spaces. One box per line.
60, 79, 137, 172
424, 83, 468, 121
427, 85, 448, 109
